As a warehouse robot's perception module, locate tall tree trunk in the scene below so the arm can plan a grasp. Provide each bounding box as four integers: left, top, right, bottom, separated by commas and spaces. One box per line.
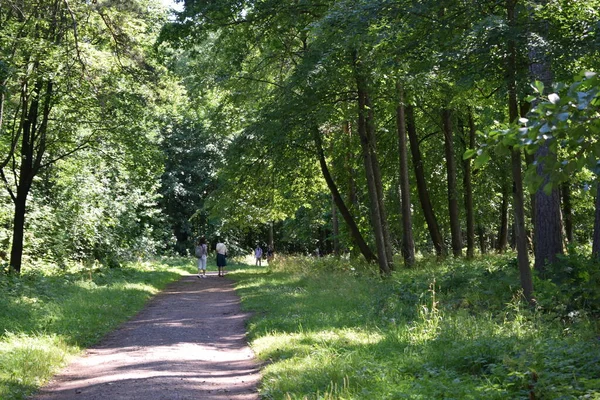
533, 146, 563, 273
443, 109, 462, 257
507, 0, 533, 302
407, 105, 445, 256
477, 225, 487, 254
496, 181, 510, 253
561, 181, 573, 244
314, 126, 377, 263
268, 221, 274, 250
593, 181, 600, 258
9, 78, 51, 273
352, 50, 391, 274
332, 194, 340, 256
463, 112, 476, 259
343, 121, 358, 208
396, 84, 415, 266
529, 0, 563, 274
366, 89, 395, 271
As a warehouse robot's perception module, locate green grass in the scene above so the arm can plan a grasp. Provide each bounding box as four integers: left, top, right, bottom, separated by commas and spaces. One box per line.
229, 254, 600, 400
0, 257, 196, 400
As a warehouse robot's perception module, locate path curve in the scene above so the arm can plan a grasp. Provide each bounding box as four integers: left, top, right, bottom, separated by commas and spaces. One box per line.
31, 273, 261, 400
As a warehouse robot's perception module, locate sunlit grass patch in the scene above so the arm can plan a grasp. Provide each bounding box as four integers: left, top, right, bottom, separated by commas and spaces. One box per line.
232, 254, 600, 399
0, 257, 191, 399
0, 333, 73, 400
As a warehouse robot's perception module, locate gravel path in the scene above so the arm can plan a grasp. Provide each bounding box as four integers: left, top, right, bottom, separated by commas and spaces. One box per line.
31, 273, 261, 400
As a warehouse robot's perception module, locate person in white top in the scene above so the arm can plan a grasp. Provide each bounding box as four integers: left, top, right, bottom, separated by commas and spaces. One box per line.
254, 245, 263, 266
195, 236, 208, 278
215, 240, 227, 277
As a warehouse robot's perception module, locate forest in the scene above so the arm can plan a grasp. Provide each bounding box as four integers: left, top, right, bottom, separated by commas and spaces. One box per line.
0, 0, 600, 398
2, 0, 599, 294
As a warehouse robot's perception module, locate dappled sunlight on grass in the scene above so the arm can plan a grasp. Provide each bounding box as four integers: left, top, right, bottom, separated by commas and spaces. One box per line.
232, 254, 600, 399
0, 333, 74, 400
0, 257, 191, 399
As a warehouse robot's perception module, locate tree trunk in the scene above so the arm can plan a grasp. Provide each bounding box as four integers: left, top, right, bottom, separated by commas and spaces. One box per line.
528, 0, 563, 274
463, 112, 476, 259
352, 50, 391, 274
443, 109, 462, 257
593, 181, 600, 258
507, 0, 533, 302
10, 188, 28, 274
533, 145, 563, 273
396, 84, 415, 266
343, 121, 358, 208
477, 225, 487, 254
314, 126, 377, 263
366, 89, 395, 271
8, 77, 52, 273
332, 194, 340, 256
407, 105, 445, 256
561, 181, 573, 244
496, 181, 510, 253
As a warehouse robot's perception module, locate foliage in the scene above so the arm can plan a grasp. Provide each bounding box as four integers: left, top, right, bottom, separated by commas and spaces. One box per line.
0, 258, 192, 399
0, 0, 180, 270
473, 71, 600, 193
159, 117, 223, 255
231, 254, 600, 399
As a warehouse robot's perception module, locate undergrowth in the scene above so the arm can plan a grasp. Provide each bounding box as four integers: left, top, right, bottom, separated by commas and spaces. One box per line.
0, 257, 193, 400
231, 253, 600, 399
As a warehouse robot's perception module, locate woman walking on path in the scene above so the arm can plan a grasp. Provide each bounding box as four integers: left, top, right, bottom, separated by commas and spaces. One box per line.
195, 237, 208, 278
216, 239, 227, 277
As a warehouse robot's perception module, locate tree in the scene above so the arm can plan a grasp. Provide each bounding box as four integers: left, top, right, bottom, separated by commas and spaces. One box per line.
0, 0, 174, 272
396, 84, 415, 266
442, 109, 463, 257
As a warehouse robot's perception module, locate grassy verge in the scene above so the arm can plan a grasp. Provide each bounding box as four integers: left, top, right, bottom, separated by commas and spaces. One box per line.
229, 254, 600, 399
0, 257, 195, 400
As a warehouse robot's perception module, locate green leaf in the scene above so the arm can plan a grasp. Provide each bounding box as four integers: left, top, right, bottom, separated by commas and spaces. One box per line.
473, 151, 490, 170
532, 81, 545, 94
462, 148, 477, 160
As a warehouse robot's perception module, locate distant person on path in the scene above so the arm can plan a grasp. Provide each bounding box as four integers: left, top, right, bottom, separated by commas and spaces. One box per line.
216, 239, 227, 277
266, 245, 274, 263
195, 236, 208, 278
254, 245, 263, 266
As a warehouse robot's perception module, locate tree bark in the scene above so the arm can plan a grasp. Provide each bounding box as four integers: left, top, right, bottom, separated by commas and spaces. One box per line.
463, 112, 476, 259
533, 144, 563, 273
396, 84, 415, 266
593, 181, 600, 258
332, 194, 340, 256
352, 50, 391, 274
561, 181, 573, 244
407, 105, 445, 256
528, 0, 563, 274
366, 89, 395, 271
9, 78, 52, 273
496, 181, 510, 253
342, 121, 358, 208
443, 109, 462, 257
314, 126, 377, 263
507, 0, 533, 302
477, 225, 487, 254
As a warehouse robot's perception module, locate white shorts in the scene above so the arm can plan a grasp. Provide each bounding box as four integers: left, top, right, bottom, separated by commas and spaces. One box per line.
197, 255, 207, 271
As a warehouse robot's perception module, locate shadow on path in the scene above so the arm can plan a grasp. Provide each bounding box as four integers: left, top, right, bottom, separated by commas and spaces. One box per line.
31, 273, 261, 400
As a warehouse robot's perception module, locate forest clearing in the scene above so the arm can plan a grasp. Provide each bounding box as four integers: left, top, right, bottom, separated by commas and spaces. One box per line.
1, 0, 600, 399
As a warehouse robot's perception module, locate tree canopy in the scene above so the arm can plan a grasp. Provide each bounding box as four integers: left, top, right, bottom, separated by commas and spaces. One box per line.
0, 0, 598, 292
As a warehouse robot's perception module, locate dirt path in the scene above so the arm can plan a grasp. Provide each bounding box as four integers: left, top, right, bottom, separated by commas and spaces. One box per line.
32, 272, 261, 400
